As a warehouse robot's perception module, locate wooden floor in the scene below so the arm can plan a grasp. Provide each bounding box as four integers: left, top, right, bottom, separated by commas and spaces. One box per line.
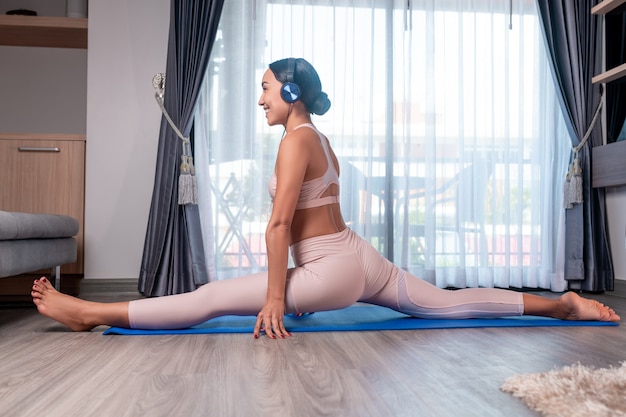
1, 280, 625, 417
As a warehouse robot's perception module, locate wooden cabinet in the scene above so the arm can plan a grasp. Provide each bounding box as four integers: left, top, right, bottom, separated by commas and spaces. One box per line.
0, 13, 88, 290
0, 15, 87, 48
0, 133, 86, 274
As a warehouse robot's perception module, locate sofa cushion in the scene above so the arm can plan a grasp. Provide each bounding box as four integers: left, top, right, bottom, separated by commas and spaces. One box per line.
0, 211, 79, 240
0, 238, 77, 278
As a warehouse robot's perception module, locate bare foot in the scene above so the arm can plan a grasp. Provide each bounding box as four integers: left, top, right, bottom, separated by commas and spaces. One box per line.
559, 292, 620, 322
31, 277, 96, 331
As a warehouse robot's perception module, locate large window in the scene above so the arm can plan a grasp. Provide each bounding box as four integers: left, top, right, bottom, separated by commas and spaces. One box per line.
194, 0, 570, 290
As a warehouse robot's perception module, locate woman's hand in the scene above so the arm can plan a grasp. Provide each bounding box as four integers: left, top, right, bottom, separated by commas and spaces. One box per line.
253, 298, 291, 339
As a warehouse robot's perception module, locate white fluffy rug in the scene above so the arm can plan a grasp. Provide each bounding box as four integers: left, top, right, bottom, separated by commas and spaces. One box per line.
501, 362, 626, 417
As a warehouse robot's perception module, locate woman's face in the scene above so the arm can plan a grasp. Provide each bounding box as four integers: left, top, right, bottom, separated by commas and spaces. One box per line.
258, 69, 289, 126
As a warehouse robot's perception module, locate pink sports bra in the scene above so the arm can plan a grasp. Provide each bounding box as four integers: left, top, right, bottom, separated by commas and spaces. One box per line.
268, 123, 340, 210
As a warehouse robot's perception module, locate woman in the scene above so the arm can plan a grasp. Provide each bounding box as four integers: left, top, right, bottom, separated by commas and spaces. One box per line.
32, 58, 619, 339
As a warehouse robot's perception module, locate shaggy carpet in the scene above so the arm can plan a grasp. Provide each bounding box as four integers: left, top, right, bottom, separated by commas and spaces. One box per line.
501, 362, 626, 417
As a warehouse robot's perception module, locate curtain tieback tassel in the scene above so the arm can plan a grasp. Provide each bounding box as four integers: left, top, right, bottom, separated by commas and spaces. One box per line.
153, 73, 197, 205
563, 155, 583, 209
563, 92, 603, 210
178, 154, 198, 205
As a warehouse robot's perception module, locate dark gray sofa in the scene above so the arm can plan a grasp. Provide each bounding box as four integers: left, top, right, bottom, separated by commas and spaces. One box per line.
0, 211, 78, 290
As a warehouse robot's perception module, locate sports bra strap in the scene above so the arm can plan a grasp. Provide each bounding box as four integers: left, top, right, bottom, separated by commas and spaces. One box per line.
295, 195, 339, 210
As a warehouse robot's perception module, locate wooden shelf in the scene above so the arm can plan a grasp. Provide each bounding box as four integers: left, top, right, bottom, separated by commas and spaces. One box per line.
592, 62, 626, 84
592, 140, 626, 188
0, 15, 87, 49
592, 0, 626, 15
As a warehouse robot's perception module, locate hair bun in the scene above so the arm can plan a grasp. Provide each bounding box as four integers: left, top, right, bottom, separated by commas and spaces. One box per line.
310, 92, 331, 115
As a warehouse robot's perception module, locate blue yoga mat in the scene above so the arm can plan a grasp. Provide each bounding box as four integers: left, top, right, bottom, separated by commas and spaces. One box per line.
103, 305, 618, 335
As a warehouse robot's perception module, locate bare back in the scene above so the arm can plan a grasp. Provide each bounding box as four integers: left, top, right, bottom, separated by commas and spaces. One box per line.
275, 125, 346, 244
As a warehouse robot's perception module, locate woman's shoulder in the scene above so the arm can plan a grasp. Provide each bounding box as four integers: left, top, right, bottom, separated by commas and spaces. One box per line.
277, 129, 312, 162
282, 124, 320, 147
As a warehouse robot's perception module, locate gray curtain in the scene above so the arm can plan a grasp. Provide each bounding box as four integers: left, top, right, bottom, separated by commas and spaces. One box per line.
139, 0, 225, 296
536, 0, 613, 292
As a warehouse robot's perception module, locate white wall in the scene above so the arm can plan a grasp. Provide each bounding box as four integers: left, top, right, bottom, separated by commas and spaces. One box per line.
84, 0, 169, 278
0, 47, 87, 134
606, 187, 626, 281
0, 0, 87, 133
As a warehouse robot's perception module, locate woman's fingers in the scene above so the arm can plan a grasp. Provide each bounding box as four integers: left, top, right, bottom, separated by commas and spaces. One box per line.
278, 322, 291, 338
253, 315, 264, 339
253, 313, 290, 339
272, 317, 291, 339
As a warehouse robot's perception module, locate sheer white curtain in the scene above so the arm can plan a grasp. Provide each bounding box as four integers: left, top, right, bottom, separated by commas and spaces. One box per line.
194, 0, 570, 290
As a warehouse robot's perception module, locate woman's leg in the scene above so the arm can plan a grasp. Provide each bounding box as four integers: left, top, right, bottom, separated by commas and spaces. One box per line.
352, 233, 522, 319
356, 243, 620, 321
32, 277, 129, 331
129, 242, 367, 330
31, 273, 272, 331
522, 292, 619, 321
128, 272, 270, 329
285, 229, 366, 315
32, 231, 367, 331
365, 269, 526, 319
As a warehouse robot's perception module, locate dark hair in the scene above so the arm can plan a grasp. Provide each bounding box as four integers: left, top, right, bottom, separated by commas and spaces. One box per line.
269, 58, 331, 115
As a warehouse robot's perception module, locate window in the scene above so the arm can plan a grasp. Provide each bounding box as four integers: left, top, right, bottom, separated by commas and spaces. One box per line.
194, 0, 570, 290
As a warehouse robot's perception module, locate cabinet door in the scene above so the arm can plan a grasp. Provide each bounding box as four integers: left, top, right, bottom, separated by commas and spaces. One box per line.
0, 139, 85, 274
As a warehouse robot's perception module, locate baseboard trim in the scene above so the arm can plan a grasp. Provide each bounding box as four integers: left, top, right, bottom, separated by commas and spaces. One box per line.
79, 278, 143, 302
613, 279, 626, 298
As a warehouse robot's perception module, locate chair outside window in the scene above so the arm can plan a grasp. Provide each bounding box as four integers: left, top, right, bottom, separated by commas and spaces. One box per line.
389, 160, 493, 271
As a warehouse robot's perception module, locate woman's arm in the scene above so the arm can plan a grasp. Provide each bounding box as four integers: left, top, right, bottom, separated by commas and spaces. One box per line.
253, 131, 309, 339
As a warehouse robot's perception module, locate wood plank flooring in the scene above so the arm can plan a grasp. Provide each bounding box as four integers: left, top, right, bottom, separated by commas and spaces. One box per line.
1, 280, 625, 417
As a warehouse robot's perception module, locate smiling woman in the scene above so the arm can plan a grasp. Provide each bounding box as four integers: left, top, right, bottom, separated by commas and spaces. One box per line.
259, 58, 330, 127
30, 57, 619, 338
26, 21, 623, 337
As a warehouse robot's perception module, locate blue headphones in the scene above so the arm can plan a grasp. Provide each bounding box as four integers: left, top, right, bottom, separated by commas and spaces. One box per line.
280, 58, 301, 104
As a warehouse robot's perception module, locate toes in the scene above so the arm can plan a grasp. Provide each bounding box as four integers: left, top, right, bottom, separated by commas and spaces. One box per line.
599, 305, 619, 322
36, 277, 54, 292
32, 281, 43, 295
40, 277, 53, 289
32, 277, 55, 298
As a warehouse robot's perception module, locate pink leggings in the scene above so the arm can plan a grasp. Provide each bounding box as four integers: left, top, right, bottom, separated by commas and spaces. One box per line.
128, 228, 523, 329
